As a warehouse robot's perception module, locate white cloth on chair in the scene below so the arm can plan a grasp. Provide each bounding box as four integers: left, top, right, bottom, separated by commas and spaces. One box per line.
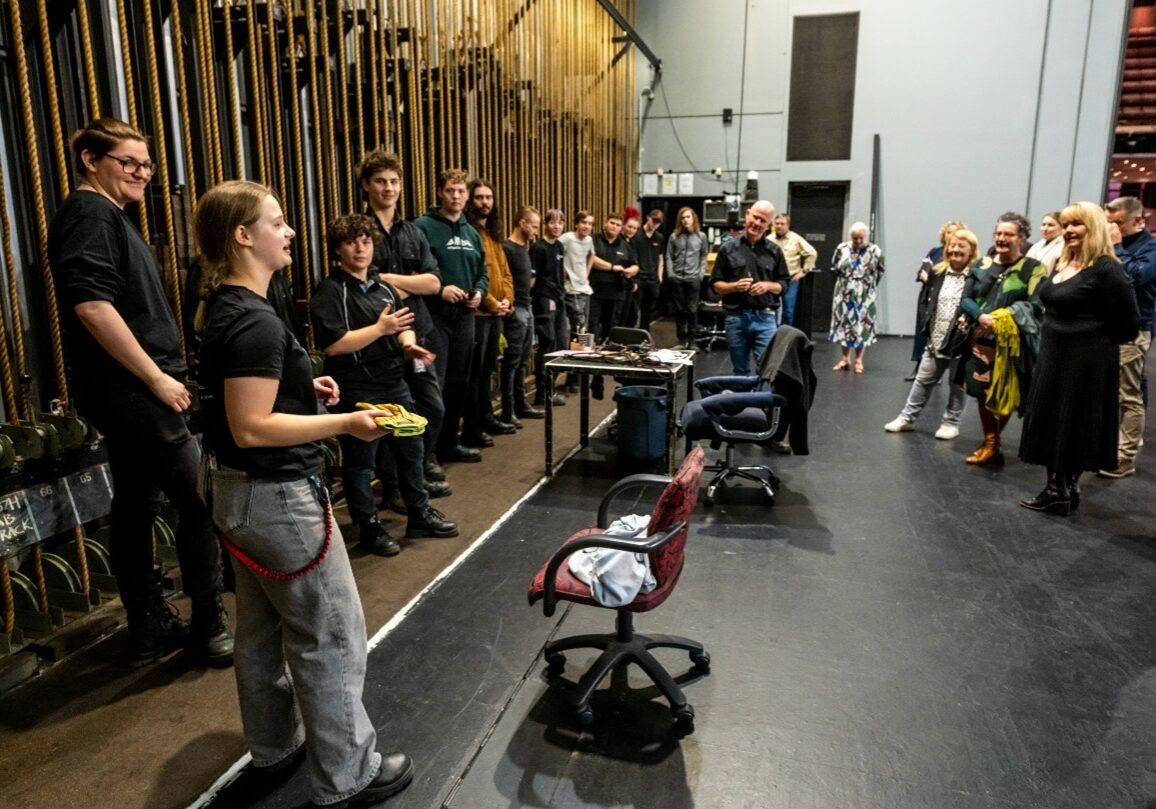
567, 514, 657, 607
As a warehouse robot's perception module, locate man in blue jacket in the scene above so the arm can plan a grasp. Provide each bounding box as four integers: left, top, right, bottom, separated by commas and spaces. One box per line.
1103, 196, 1156, 478
415, 169, 489, 464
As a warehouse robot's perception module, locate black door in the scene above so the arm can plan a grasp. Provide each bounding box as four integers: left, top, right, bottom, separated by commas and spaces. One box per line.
786, 182, 848, 337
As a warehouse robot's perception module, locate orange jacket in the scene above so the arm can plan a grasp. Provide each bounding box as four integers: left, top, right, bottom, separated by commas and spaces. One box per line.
476, 230, 514, 316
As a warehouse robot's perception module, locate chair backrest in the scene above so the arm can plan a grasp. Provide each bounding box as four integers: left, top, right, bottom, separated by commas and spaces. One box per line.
647, 446, 705, 586
607, 326, 652, 347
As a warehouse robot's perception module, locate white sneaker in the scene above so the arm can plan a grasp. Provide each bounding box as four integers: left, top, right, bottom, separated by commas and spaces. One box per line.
884, 417, 913, 433
934, 423, 959, 440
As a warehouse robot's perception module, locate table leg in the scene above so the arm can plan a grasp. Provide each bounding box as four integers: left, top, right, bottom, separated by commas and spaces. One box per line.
545, 368, 555, 477
666, 375, 678, 475
580, 373, 590, 446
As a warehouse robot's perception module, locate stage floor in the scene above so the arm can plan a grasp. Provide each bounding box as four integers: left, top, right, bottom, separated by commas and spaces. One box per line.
205, 336, 1156, 809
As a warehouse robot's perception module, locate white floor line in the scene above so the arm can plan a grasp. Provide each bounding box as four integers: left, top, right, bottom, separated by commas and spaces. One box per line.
187, 413, 615, 809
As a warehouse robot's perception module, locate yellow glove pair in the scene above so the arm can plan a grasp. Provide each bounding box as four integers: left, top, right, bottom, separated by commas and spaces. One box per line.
355, 402, 428, 436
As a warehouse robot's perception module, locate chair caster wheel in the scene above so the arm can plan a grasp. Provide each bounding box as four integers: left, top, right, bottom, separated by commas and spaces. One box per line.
672, 705, 695, 735
691, 651, 711, 673
545, 652, 565, 676
703, 495, 714, 507
576, 706, 594, 726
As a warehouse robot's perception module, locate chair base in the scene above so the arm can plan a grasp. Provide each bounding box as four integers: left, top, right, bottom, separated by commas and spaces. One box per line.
703, 444, 779, 504
543, 611, 708, 733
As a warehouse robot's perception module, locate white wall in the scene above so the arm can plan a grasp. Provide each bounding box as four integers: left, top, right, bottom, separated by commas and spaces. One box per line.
634, 0, 1129, 333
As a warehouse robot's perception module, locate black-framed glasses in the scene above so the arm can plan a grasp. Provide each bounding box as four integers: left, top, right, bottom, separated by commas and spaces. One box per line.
102, 154, 158, 175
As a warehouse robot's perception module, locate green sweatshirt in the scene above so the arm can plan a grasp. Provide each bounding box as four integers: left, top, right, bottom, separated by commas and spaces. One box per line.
413, 206, 488, 296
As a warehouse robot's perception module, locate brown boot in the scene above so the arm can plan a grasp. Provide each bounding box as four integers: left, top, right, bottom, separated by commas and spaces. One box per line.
965, 409, 1004, 465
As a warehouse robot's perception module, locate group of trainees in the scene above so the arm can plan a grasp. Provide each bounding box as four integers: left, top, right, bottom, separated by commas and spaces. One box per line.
883, 203, 1148, 517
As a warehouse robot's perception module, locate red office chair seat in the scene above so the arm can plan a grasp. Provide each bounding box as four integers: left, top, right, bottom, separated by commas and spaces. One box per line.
527, 446, 706, 733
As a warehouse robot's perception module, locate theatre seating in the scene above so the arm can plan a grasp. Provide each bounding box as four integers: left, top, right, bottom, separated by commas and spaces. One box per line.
527, 446, 707, 733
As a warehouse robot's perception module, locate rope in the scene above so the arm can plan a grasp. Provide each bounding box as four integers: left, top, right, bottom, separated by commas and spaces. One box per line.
75, 0, 101, 117
1, 559, 14, 635
169, 1, 198, 207
246, 0, 270, 183
36, 0, 70, 199
29, 544, 48, 613
221, 0, 244, 177
265, 0, 290, 248
350, 1, 366, 176
195, 0, 224, 184
303, 0, 324, 315
282, 0, 310, 308
113, 0, 150, 239
140, 0, 187, 359
7, 0, 66, 409
0, 155, 26, 419
335, 0, 353, 212
319, 0, 339, 219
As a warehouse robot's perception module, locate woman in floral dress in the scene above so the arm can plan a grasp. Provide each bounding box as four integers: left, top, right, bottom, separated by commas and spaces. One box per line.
829, 221, 884, 373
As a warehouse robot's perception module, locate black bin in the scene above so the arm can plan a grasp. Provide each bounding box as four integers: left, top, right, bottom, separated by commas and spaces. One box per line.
613, 385, 668, 462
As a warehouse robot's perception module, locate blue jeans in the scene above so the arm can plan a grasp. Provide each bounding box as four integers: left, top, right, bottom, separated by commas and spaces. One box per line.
724, 309, 778, 375
209, 470, 380, 806
501, 305, 533, 419
782, 280, 800, 326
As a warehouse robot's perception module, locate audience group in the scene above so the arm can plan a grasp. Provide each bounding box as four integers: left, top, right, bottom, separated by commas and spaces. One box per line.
44, 114, 1155, 806
883, 202, 1149, 517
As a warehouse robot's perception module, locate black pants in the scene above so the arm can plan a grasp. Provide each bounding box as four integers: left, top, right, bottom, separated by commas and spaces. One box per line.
428, 309, 475, 456
402, 358, 444, 461
533, 297, 568, 399
80, 383, 222, 611
636, 280, 661, 333
587, 297, 623, 344
338, 380, 427, 521
501, 306, 534, 419
667, 279, 700, 342
464, 315, 500, 436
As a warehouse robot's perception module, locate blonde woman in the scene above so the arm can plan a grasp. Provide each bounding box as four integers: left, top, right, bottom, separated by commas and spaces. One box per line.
1018, 202, 1140, 515
194, 181, 413, 805
884, 229, 981, 439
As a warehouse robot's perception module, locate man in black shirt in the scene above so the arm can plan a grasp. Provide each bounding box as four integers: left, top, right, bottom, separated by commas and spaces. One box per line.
310, 215, 457, 553
501, 206, 545, 425
588, 213, 639, 343
530, 209, 569, 407
711, 200, 789, 374
49, 118, 232, 667
632, 209, 666, 333
358, 150, 451, 487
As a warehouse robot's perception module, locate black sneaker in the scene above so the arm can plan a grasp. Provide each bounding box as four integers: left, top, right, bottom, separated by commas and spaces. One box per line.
423, 459, 447, 482
406, 506, 459, 538
517, 405, 546, 419
461, 432, 494, 448
440, 444, 482, 463
358, 520, 401, 556
381, 492, 408, 515
190, 593, 235, 667
125, 599, 189, 668
481, 418, 517, 435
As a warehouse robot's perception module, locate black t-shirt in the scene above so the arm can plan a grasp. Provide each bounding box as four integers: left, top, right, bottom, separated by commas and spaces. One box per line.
48, 190, 186, 395
310, 272, 406, 391
631, 228, 665, 284
198, 285, 322, 480
712, 236, 789, 311
530, 239, 566, 303
367, 209, 439, 344
502, 240, 533, 309
590, 234, 637, 300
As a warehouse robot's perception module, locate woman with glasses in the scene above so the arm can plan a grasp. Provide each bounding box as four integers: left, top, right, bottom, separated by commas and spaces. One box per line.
47, 117, 233, 668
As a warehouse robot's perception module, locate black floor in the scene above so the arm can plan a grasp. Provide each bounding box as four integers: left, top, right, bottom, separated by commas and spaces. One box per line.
206, 337, 1156, 809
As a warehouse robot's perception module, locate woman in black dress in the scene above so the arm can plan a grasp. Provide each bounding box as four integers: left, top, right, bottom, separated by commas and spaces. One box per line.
1018, 201, 1140, 515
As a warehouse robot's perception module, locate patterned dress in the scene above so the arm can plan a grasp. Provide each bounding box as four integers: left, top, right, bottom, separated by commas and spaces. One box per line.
828, 242, 884, 348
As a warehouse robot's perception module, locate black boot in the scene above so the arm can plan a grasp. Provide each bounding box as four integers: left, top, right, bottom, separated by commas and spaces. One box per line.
190, 592, 235, 667
1019, 470, 1071, 516
406, 506, 459, 538
359, 519, 401, 556
124, 596, 189, 667
1066, 473, 1081, 511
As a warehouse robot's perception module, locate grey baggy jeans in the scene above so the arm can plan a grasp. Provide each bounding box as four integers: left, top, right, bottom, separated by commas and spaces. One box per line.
210, 469, 381, 805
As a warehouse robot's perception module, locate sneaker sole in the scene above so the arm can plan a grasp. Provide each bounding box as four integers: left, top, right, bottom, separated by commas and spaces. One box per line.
335, 760, 415, 808
405, 527, 460, 539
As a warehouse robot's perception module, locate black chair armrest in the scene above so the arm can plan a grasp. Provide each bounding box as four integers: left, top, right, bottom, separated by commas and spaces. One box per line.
541, 520, 688, 616
596, 473, 672, 529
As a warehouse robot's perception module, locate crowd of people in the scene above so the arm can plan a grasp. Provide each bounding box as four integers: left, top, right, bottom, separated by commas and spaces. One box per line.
884, 204, 1149, 517
44, 114, 1154, 806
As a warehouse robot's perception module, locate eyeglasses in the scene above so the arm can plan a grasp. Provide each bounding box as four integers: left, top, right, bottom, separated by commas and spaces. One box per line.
103, 154, 158, 175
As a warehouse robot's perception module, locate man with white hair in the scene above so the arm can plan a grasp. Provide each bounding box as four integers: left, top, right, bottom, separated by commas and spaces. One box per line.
710, 200, 789, 374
